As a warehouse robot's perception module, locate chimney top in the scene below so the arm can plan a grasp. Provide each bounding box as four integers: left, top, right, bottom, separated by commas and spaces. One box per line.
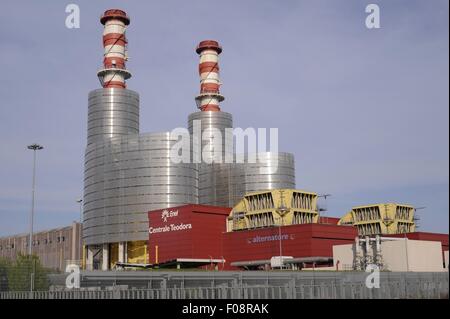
100, 9, 130, 25
196, 40, 222, 54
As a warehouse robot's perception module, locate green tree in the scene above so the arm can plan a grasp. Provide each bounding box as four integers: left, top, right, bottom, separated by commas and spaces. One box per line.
0, 258, 11, 291
7, 254, 50, 291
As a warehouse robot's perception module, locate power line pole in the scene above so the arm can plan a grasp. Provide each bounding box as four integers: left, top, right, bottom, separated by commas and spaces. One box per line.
77, 198, 83, 263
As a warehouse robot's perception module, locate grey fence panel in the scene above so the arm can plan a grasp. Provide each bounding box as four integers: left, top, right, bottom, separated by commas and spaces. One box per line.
0, 276, 448, 299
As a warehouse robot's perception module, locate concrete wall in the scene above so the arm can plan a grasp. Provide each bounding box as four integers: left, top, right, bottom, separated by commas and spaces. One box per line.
0, 222, 82, 271
381, 240, 444, 271
379, 240, 407, 271
332, 244, 354, 270
403, 240, 443, 272
332, 239, 445, 272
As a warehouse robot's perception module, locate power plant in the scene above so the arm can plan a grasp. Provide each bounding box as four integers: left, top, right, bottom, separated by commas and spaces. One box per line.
0, 9, 448, 280
83, 9, 295, 269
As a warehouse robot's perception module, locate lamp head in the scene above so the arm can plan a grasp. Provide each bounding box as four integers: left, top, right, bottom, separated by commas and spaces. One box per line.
27, 144, 44, 151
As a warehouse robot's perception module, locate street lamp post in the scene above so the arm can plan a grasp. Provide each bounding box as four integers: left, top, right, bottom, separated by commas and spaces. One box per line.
27, 144, 44, 256
27, 143, 43, 294
76, 198, 83, 224
76, 198, 83, 263
317, 194, 332, 224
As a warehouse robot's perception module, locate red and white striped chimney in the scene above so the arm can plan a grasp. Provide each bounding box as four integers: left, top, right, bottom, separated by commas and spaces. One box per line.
195, 40, 224, 112
97, 9, 132, 89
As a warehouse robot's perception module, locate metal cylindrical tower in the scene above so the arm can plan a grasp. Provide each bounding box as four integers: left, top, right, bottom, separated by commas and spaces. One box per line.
188, 111, 233, 206
189, 40, 233, 207
84, 9, 141, 245
87, 89, 139, 145
83, 133, 198, 245
229, 152, 296, 207
84, 10, 198, 247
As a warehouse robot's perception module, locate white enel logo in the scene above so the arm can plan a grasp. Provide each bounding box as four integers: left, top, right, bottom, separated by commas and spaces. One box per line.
161, 209, 178, 222
365, 264, 380, 289
65, 264, 80, 289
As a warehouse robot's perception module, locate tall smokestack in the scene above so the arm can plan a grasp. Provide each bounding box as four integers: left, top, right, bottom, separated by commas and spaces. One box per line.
97, 9, 131, 89
195, 40, 224, 111
86, 9, 139, 146
189, 40, 233, 207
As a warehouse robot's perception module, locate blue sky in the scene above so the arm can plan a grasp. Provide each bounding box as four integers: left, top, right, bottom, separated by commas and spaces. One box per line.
0, 0, 448, 236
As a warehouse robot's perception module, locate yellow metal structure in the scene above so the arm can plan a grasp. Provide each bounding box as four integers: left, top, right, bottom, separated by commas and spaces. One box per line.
338, 203, 416, 236
227, 189, 319, 232
81, 244, 86, 270
127, 240, 148, 264
109, 243, 118, 268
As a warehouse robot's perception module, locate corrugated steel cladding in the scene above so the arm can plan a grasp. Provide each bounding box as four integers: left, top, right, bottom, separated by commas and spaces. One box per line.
84, 91, 295, 246
83, 130, 198, 245
148, 205, 357, 268
228, 153, 296, 207
187, 111, 296, 208
188, 112, 233, 208
87, 89, 139, 145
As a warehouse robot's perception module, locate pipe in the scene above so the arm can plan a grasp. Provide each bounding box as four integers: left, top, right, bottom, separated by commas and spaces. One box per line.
358, 236, 408, 242
375, 235, 381, 253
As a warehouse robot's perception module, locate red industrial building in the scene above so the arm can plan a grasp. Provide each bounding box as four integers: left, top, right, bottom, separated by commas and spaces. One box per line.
148, 205, 230, 268
222, 223, 357, 269
148, 205, 358, 270
148, 204, 449, 270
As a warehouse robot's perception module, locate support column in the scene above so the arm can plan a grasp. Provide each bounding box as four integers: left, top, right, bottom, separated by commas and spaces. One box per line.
118, 242, 126, 263
102, 244, 109, 271
86, 246, 94, 271
71, 222, 77, 261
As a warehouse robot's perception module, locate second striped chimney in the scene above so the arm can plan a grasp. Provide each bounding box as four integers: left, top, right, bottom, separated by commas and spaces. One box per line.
195, 40, 224, 111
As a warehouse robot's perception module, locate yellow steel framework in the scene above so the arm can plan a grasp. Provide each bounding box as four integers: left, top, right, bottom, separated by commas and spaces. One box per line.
227, 189, 319, 232
338, 203, 416, 236
127, 240, 148, 264
109, 243, 118, 268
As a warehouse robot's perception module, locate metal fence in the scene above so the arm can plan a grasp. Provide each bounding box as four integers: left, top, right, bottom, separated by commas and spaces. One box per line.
0, 278, 448, 299
1, 264, 448, 299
